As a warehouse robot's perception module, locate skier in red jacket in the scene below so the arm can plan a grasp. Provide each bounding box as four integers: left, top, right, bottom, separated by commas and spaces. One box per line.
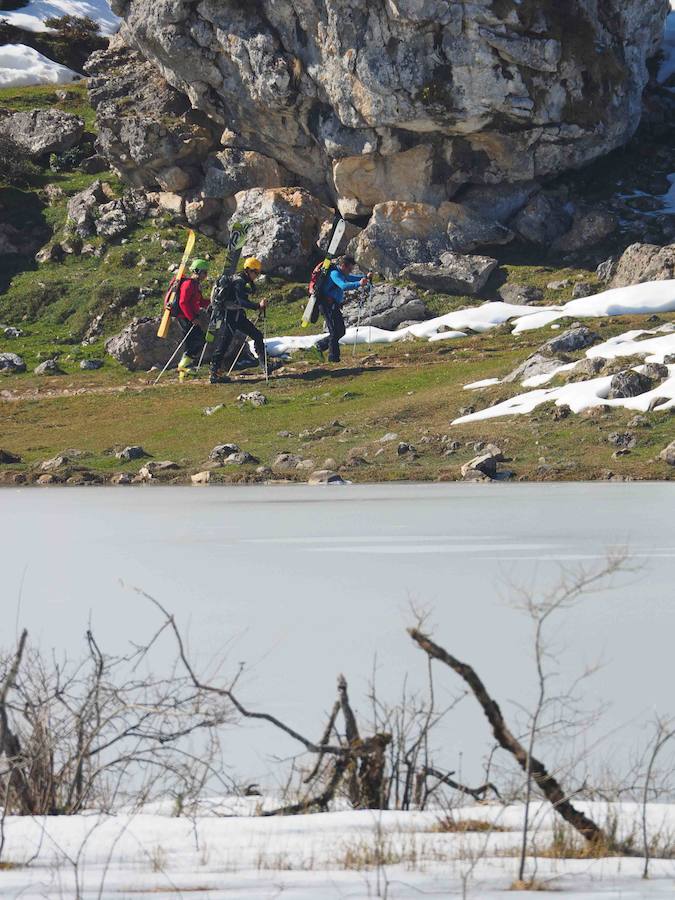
176, 259, 210, 379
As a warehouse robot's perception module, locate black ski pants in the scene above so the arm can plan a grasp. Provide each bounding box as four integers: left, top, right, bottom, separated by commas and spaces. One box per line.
316, 299, 346, 362
177, 317, 205, 359
211, 310, 266, 373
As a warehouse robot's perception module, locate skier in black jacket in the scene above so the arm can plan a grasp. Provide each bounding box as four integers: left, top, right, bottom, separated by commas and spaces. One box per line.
209, 257, 269, 383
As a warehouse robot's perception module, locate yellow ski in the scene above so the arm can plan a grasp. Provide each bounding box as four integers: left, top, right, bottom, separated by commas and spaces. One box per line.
157, 229, 196, 338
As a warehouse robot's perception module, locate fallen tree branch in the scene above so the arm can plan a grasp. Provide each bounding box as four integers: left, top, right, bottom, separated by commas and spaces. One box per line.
424, 766, 501, 802
409, 628, 608, 846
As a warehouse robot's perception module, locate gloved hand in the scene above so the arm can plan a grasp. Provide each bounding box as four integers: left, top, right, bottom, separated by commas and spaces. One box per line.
205, 330, 215, 344
259, 299, 268, 310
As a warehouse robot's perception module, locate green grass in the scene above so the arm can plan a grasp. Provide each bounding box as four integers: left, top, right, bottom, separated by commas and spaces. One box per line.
2, 317, 673, 484
0, 82, 96, 130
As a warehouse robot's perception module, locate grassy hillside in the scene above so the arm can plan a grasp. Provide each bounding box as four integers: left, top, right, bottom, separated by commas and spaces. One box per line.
1, 83, 673, 485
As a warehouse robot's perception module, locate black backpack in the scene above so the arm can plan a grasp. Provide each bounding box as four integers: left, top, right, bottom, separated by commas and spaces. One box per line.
211, 274, 237, 318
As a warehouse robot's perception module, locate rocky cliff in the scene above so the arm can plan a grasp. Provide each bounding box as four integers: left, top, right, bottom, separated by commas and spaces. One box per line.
82, 1, 672, 272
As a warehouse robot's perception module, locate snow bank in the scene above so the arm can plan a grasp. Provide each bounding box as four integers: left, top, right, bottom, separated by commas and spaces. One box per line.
265, 302, 542, 356
2, 1, 120, 35
0, 801, 673, 899
0, 43, 79, 88
454, 365, 675, 424
511, 280, 675, 334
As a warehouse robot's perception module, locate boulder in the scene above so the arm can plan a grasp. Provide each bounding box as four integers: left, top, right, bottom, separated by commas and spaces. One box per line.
156, 166, 193, 193
342, 284, 429, 330
609, 243, 675, 288
512, 193, 573, 245
0, 449, 21, 464
401, 252, 498, 295
333, 145, 441, 217
461, 453, 498, 479
85, 42, 214, 190
573, 357, 606, 378
229, 188, 333, 272
105, 316, 189, 371
659, 441, 675, 465
35, 243, 65, 264
0, 353, 26, 374
498, 284, 544, 305
95, 201, 129, 238
543, 326, 600, 354
503, 353, 565, 384
572, 282, 595, 299
80, 359, 104, 370
40, 455, 71, 472
66, 181, 109, 238
608, 432, 637, 449
351, 202, 449, 277
307, 470, 347, 485
443, 202, 514, 252
607, 371, 653, 399
209, 444, 241, 462
552, 210, 618, 253
223, 451, 258, 465
185, 195, 221, 226
203, 149, 286, 199
116, 446, 149, 462
191, 471, 211, 484
5, 109, 84, 159
34, 359, 64, 376
272, 453, 303, 470
95, 2, 667, 205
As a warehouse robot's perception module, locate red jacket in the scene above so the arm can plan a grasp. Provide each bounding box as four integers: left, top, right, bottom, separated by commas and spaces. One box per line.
178, 277, 209, 322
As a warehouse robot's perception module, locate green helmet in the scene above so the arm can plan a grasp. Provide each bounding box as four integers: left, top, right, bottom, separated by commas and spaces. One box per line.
190, 258, 209, 273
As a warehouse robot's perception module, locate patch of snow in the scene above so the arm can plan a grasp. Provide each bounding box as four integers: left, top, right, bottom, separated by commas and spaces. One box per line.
2, 1, 120, 36
0, 801, 674, 899
521, 362, 577, 387
266, 302, 543, 355
0, 43, 78, 87
464, 378, 501, 389
511, 280, 675, 333
587, 324, 675, 364
453, 366, 675, 424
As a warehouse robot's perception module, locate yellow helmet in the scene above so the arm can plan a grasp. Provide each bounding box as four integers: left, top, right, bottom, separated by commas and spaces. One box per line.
243, 257, 262, 272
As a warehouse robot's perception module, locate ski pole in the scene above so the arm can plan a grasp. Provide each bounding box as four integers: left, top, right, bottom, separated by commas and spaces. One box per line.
352, 288, 364, 359
197, 311, 215, 372
368, 279, 373, 349
262, 307, 269, 384
226, 336, 248, 377
154, 325, 195, 386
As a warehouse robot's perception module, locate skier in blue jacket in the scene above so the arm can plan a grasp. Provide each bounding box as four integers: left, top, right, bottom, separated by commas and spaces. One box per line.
314, 255, 370, 363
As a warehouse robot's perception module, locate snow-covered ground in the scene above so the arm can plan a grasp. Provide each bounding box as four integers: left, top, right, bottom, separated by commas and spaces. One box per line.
0, 1, 119, 88
0, 42, 78, 87
1, 0, 120, 35
267, 280, 675, 358
0, 801, 674, 898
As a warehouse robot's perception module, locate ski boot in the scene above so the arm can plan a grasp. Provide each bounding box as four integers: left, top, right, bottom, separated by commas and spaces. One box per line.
209, 370, 230, 385
178, 354, 197, 383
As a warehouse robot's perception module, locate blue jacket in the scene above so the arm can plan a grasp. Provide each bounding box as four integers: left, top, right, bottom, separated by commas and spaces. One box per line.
323, 268, 363, 305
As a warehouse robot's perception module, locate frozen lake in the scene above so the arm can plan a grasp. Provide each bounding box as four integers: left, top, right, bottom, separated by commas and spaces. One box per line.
2, 482, 674, 788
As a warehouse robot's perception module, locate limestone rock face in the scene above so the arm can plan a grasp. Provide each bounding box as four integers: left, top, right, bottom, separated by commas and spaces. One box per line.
228, 188, 333, 272
610, 242, 675, 288
102, 0, 668, 213
5, 109, 84, 158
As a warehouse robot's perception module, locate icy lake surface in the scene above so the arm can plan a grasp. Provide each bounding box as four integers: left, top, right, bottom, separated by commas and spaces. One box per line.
2, 483, 674, 784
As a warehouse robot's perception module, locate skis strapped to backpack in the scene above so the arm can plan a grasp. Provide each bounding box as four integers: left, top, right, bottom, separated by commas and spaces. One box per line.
206, 220, 252, 336
302, 215, 346, 328
157, 229, 196, 339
